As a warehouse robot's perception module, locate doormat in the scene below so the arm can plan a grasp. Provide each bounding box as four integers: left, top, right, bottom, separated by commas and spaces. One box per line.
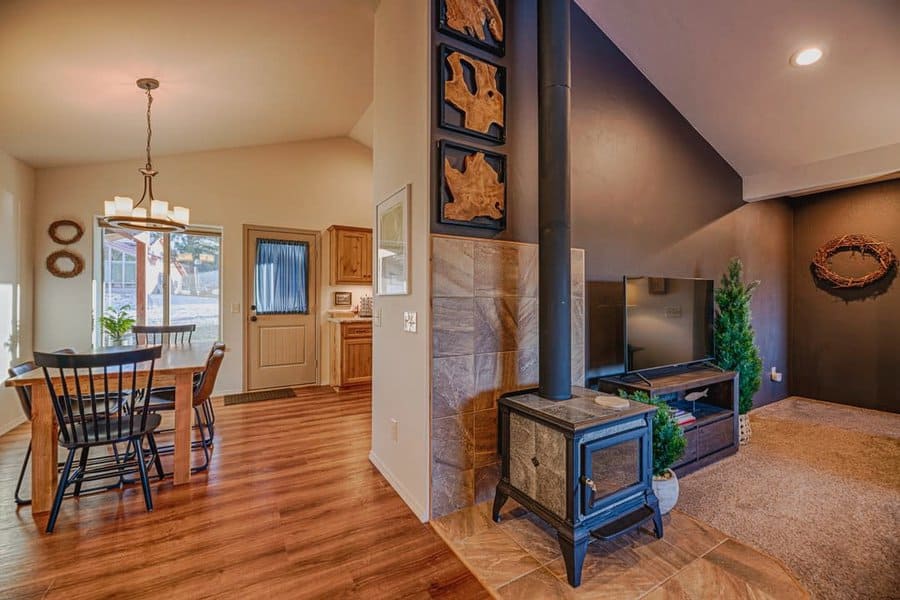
224, 388, 296, 406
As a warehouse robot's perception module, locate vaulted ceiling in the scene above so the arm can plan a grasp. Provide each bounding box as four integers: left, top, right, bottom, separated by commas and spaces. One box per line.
2, 0, 897, 201
578, 0, 900, 200
0, 0, 375, 167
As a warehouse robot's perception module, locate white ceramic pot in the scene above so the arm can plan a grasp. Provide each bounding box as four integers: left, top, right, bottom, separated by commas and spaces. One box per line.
652, 469, 679, 515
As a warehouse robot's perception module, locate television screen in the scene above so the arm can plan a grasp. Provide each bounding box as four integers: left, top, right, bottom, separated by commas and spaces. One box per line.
624, 277, 714, 372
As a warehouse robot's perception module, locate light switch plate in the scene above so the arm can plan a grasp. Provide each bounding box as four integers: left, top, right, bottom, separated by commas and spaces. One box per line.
230, 303, 241, 314
403, 311, 417, 333
374, 307, 382, 327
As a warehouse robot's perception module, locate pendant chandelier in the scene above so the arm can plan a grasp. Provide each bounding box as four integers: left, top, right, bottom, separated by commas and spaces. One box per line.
101, 78, 189, 233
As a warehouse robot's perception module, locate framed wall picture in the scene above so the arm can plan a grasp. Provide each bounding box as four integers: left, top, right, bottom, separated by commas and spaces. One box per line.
376, 185, 410, 296
438, 140, 506, 231
438, 44, 506, 143
436, 0, 505, 57
333, 291, 352, 306
647, 278, 668, 295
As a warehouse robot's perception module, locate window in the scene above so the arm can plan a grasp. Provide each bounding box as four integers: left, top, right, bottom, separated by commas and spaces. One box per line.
96, 223, 222, 345
254, 239, 309, 314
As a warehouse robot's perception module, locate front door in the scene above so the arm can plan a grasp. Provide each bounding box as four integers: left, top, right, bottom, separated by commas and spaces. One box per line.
245, 226, 318, 390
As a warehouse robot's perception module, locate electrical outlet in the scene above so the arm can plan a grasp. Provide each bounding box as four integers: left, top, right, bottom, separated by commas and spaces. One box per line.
770, 366, 783, 383
390, 418, 399, 443
664, 306, 682, 318
403, 311, 417, 333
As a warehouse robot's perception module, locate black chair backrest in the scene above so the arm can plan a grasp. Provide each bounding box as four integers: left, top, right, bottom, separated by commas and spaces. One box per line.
7, 348, 77, 421
133, 324, 195, 346
34, 346, 163, 444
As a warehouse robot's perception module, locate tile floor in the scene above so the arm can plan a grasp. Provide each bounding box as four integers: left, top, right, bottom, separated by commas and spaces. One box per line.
431, 500, 809, 599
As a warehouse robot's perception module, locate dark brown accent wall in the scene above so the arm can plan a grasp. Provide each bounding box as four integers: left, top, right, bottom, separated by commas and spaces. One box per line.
501, 1, 792, 407
790, 180, 900, 413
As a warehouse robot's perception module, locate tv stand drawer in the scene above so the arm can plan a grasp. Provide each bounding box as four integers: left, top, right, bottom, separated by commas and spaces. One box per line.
698, 417, 734, 457
672, 428, 698, 469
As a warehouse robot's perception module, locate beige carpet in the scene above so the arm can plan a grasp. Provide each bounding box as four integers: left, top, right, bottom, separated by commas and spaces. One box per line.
678, 396, 900, 600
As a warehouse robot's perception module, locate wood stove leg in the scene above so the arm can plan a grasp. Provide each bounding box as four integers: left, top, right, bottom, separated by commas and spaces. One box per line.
558, 533, 590, 587
649, 497, 664, 538
652, 509, 664, 538
491, 487, 508, 523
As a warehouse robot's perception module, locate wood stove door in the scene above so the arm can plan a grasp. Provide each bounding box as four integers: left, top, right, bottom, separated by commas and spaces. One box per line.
580, 427, 649, 519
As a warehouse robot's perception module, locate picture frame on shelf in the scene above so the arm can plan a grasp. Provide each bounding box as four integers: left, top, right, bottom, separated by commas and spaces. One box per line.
333, 291, 352, 307
438, 43, 506, 144
436, 0, 505, 57
375, 185, 410, 296
437, 139, 506, 231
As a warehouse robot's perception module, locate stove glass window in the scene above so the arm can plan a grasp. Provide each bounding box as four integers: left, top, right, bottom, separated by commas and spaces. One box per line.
589, 438, 640, 499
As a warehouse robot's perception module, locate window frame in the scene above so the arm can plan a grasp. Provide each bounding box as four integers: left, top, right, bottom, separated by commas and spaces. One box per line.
93, 217, 224, 347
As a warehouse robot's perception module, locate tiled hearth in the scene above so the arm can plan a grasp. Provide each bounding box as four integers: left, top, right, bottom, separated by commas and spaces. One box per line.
430, 234, 585, 519
432, 501, 810, 599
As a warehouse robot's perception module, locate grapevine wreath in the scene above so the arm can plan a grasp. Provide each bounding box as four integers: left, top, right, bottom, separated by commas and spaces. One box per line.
46, 250, 84, 278
811, 234, 897, 289
48, 219, 84, 245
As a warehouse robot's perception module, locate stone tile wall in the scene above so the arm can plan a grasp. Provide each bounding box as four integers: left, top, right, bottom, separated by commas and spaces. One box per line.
430, 234, 585, 519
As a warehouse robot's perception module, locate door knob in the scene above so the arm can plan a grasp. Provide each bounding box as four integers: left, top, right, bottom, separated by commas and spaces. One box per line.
250, 316, 258, 322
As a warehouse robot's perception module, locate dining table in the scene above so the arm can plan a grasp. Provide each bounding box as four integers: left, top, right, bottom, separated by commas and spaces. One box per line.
4, 344, 211, 514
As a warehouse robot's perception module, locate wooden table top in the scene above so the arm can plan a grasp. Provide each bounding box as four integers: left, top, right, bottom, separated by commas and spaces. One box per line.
4, 344, 212, 387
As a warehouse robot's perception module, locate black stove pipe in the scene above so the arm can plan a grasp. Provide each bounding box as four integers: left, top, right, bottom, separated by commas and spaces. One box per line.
537, 0, 572, 400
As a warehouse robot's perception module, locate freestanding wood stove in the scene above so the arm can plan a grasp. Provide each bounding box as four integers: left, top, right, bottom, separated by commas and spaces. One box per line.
494, 0, 663, 588
493, 387, 662, 587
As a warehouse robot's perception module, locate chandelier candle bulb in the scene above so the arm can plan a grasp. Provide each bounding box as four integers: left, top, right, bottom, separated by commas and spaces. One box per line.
104, 201, 116, 217
173, 206, 190, 225
151, 200, 169, 219
132, 207, 147, 218
114, 196, 133, 216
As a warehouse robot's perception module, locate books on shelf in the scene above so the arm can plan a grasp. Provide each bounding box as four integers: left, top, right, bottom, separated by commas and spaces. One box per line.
668, 406, 696, 426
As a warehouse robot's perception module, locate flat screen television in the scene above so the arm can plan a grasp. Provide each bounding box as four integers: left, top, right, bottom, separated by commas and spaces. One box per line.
624, 276, 715, 373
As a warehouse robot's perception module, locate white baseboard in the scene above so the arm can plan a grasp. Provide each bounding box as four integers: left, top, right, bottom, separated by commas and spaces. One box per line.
0, 414, 27, 437
368, 450, 429, 522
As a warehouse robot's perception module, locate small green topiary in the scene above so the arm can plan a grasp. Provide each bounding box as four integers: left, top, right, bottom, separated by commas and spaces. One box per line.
714, 258, 762, 415
618, 389, 686, 477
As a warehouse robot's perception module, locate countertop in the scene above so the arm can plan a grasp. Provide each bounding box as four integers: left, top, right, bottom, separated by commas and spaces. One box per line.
327, 316, 373, 323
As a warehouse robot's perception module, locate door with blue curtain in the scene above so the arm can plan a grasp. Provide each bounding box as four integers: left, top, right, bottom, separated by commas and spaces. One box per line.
245, 226, 318, 390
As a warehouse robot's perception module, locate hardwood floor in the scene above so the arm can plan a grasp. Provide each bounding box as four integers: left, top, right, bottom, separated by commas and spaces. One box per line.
0, 387, 488, 599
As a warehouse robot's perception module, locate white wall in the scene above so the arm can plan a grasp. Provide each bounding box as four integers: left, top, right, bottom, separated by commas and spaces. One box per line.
0, 149, 35, 435
33, 138, 372, 393
369, 0, 432, 521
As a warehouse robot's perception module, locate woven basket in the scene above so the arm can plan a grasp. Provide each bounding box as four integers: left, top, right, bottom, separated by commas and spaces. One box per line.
739, 414, 752, 445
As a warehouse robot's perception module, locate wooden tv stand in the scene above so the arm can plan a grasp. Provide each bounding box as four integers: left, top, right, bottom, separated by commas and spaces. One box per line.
596, 366, 739, 476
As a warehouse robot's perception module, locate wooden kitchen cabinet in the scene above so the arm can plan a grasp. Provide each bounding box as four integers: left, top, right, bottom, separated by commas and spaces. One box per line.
329, 320, 372, 390
328, 225, 372, 285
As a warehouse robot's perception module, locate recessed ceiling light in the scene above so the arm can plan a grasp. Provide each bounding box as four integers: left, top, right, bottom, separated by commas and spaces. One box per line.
791, 47, 823, 67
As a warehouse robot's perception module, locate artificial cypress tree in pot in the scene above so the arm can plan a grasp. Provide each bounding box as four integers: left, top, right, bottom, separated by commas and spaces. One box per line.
714, 258, 762, 444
